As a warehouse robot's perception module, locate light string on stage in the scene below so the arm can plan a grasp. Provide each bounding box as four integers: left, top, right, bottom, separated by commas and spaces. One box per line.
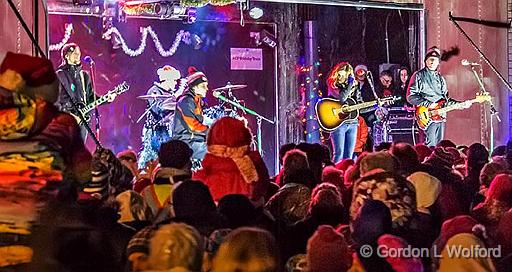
102, 26, 191, 57
181, 0, 235, 8
298, 59, 324, 142
49, 24, 74, 51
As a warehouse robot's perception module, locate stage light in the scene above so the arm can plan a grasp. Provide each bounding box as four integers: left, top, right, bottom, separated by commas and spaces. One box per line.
249, 7, 263, 20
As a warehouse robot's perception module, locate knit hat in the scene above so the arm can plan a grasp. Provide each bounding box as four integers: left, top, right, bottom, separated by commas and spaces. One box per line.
485, 174, 512, 206
148, 223, 204, 271
207, 117, 258, 184
157, 65, 181, 82
186, 66, 207, 88
433, 215, 480, 258
360, 151, 397, 176
0, 51, 59, 103
407, 171, 442, 214
159, 140, 193, 169
425, 46, 441, 61
172, 179, 217, 221
306, 225, 352, 272
428, 147, 456, 167
218, 194, 256, 229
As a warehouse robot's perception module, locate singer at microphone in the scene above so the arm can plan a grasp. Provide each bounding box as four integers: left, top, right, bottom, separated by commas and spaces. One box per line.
461, 59, 480, 66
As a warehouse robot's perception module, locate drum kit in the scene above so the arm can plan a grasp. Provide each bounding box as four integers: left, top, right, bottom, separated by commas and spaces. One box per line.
136, 82, 274, 154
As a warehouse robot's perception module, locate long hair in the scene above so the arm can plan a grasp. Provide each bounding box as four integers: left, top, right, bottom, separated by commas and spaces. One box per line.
326, 62, 354, 97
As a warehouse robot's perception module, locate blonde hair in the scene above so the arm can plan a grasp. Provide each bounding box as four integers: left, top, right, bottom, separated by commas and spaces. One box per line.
212, 227, 278, 272
148, 223, 204, 271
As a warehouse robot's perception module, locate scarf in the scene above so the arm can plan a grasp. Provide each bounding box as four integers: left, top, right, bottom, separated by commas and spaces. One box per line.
207, 145, 258, 184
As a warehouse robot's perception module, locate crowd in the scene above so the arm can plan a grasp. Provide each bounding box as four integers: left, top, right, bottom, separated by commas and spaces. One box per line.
1, 53, 512, 272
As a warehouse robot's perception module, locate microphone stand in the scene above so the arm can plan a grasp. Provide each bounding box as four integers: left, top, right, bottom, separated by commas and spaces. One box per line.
469, 65, 500, 152
213, 93, 274, 155
449, 12, 507, 151
88, 60, 101, 140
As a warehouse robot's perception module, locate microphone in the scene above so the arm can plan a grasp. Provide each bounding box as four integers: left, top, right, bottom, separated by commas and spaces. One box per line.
212, 91, 223, 98
461, 59, 480, 66
83, 56, 94, 64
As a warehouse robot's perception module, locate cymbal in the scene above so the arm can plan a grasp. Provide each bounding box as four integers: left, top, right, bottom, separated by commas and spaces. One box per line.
212, 84, 247, 92
137, 94, 174, 100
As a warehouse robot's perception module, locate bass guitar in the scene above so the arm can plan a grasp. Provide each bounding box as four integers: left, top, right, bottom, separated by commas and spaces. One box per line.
71, 81, 130, 124
415, 92, 491, 130
316, 96, 399, 131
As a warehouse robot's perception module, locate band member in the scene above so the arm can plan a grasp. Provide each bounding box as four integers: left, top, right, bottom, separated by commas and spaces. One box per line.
139, 65, 185, 169
55, 43, 113, 140
327, 62, 359, 162
377, 70, 396, 98
397, 66, 412, 107
172, 67, 209, 161
407, 46, 468, 147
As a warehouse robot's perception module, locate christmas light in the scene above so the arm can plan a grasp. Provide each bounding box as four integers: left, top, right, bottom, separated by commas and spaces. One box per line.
103, 26, 191, 57
49, 24, 74, 51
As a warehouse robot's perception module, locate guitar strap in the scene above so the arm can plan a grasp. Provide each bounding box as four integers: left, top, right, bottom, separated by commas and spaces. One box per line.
80, 70, 87, 104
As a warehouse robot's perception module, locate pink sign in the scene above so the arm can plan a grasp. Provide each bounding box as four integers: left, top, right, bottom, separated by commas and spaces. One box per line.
230, 48, 263, 70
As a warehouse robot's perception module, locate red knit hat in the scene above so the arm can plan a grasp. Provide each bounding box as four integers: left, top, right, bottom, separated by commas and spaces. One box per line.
306, 225, 352, 272
186, 66, 207, 88
0, 51, 59, 103
207, 117, 252, 147
486, 174, 512, 206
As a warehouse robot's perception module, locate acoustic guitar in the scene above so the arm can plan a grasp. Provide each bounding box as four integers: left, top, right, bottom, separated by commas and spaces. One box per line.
315, 96, 399, 131
415, 92, 491, 130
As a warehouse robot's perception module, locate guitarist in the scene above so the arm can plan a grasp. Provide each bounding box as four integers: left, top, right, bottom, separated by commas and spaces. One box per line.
407, 46, 469, 147
327, 62, 360, 162
55, 43, 116, 140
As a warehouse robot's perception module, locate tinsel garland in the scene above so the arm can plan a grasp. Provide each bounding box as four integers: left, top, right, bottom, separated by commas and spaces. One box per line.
180, 0, 235, 8
49, 24, 74, 51
103, 26, 190, 57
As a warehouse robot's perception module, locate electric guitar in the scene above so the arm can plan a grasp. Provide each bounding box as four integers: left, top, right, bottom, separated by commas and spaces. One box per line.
71, 81, 130, 124
415, 92, 491, 130
316, 96, 400, 131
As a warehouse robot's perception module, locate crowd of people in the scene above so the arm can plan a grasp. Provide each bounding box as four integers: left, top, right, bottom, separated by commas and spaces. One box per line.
1, 53, 512, 272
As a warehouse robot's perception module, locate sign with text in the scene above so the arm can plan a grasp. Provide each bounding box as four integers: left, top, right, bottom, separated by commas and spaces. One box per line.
230, 48, 263, 70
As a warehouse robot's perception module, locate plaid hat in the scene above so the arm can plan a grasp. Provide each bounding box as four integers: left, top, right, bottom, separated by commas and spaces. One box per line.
425, 46, 441, 61
186, 66, 207, 89
127, 226, 157, 256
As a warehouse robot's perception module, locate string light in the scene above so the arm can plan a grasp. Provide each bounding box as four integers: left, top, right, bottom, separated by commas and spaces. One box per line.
49, 24, 74, 51
102, 26, 191, 57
